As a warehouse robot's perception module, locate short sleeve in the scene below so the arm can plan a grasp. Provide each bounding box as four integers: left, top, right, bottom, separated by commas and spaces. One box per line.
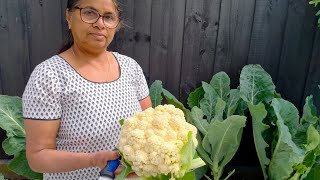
22, 64, 62, 120
133, 62, 149, 100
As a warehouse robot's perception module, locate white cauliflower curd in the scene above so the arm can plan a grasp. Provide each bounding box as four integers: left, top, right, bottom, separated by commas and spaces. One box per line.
118, 105, 203, 180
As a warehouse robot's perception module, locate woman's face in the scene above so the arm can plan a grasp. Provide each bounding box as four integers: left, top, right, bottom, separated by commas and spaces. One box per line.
67, 0, 119, 51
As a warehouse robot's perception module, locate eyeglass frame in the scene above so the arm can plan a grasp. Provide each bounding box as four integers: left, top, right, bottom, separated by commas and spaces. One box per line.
73, 6, 121, 29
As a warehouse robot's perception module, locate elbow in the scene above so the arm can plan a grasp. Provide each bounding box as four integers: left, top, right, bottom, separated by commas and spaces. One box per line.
26, 150, 45, 173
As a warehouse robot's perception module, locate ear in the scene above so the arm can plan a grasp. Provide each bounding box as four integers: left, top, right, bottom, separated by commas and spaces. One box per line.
66, 9, 72, 29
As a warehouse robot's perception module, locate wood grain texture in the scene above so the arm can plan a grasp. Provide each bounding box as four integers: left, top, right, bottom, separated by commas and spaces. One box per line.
213, 0, 255, 87
180, 0, 222, 102
247, 0, 289, 81
276, 0, 317, 107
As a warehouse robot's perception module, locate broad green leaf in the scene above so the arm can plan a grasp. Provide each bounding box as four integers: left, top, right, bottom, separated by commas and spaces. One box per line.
180, 132, 195, 177
149, 80, 163, 108
305, 125, 320, 152
2, 136, 25, 156
235, 98, 248, 116
0, 95, 25, 137
202, 135, 211, 154
191, 107, 209, 135
303, 157, 320, 180
269, 99, 305, 180
273, 98, 300, 138
187, 87, 204, 109
209, 72, 230, 101
239, 64, 275, 105
316, 10, 320, 16
196, 133, 213, 166
248, 102, 270, 180
301, 96, 318, 125
179, 171, 196, 180
226, 89, 240, 117
300, 152, 317, 179
200, 82, 218, 122
194, 164, 208, 180
213, 98, 226, 122
207, 115, 246, 179
8, 151, 42, 180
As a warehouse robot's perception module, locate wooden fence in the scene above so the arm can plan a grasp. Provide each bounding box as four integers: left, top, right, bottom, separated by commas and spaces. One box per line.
1, 0, 320, 172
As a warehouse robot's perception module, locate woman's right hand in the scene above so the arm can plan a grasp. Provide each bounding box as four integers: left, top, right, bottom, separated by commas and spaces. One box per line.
91, 151, 120, 169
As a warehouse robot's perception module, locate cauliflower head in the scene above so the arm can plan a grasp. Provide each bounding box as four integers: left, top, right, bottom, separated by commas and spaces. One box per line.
118, 104, 198, 179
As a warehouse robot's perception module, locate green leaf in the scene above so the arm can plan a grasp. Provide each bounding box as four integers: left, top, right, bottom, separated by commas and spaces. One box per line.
305, 125, 320, 152
239, 64, 275, 105
149, 80, 163, 108
209, 72, 230, 101
115, 155, 133, 180
2, 136, 25, 156
178, 171, 196, 180
180, 132, 196, 177
213, 98, 226, 122
0, 95, 25, 137
194, 163, 208, 180
316, 10, 320, 16
303, 157, 320, 180
235, 98, 248, 116
191, 107, 209, 135
301, 96, 319, 125
187, 87, 204, 109
248, 102, 270, 180
269, 98, 305, 180
202, 135, 211, 154
207, 115, 246, 179
196, 133, 213, 166
200, 82, 218, 122
8, 151, 42, 180
226, 89, 240, 117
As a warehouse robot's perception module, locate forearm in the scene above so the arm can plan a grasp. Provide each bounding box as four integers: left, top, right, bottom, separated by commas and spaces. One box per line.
27, 149, 94, 173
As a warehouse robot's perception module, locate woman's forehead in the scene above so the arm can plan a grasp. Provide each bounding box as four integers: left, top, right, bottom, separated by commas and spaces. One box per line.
78, 0, 116, 13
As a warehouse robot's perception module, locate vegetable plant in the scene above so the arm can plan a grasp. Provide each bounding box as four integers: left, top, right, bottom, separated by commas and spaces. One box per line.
116, 104, 206, 180
150, 73, 248, 180
239, 65, 320, 179
0, 95, 42, 179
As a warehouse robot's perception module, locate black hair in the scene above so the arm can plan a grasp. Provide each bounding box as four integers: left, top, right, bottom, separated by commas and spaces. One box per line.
58, 0, 80, 54
58, 0, 122, 54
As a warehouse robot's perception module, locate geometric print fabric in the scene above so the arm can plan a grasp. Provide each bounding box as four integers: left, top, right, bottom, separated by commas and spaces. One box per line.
22, 52, 149, 180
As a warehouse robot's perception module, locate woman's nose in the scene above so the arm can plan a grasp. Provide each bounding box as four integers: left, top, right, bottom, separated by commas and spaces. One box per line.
94, 16, 105, 29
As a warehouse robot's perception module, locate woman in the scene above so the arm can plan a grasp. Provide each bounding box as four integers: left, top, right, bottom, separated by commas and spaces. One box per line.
22, 0, 152, 179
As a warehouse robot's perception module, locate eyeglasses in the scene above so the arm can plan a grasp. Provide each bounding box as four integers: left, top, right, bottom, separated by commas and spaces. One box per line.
74, 6, 120, 29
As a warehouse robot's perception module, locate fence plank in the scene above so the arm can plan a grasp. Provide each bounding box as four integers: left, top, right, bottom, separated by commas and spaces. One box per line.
149, 0, 185, 97
276, 0, 317, 107
110, 0, 135, 57
0, 0, 30, 96
213, 0, 255, 87
247, 0, 289, 80
131, 0, 152, 82
303, 29, 320, 110
180, 0, 222, 102
26, 0, 64, 69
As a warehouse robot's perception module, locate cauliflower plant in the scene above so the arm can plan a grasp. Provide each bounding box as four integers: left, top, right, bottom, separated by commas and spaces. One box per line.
117, 105, 204, 180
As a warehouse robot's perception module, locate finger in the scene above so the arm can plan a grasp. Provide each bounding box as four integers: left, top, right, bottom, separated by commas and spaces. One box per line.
126, 172, 139, 178
114, 166, 124, 175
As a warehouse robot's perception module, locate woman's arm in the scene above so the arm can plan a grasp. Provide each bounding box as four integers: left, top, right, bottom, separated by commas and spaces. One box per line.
139, 96, 152, 110
25, 119, 119, 173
